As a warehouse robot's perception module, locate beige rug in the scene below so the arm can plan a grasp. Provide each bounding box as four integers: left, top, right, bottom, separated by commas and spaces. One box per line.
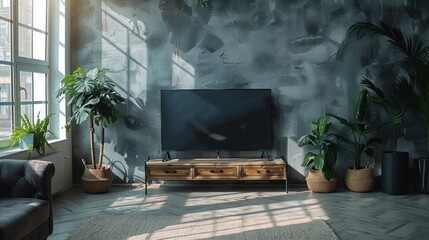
67, 215, 339, 240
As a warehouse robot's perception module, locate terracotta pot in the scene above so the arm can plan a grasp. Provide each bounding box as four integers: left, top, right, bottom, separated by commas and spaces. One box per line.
81, 166, 113, 194
345, 168, 374, 192
306, 169, 337, 193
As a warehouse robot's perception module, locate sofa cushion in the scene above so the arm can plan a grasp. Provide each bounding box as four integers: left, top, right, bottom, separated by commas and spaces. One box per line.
0, 198, 49, 240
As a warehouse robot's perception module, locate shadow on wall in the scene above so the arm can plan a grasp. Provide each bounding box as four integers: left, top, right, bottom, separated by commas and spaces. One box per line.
110, 96, 161, 183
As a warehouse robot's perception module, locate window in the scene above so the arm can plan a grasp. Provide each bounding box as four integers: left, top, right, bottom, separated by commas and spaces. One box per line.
0, 0, 49, 145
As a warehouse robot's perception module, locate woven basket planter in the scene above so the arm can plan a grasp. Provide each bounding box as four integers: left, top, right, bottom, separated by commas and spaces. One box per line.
306, 169, 337, 193
345, 168, 374, 192
81, 166, 113, 194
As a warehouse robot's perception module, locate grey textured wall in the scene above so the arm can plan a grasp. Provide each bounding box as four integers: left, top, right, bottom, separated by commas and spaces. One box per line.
70, 0, 429, 184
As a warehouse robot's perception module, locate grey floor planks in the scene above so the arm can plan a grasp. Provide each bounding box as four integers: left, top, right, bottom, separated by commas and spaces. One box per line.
48, 184, 429, 240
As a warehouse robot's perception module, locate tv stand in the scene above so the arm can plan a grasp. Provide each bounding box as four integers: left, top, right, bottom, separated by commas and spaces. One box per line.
144, 157, 287, 195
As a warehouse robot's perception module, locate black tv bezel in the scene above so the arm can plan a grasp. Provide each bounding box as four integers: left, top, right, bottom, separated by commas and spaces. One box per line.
160, 89, 272, 151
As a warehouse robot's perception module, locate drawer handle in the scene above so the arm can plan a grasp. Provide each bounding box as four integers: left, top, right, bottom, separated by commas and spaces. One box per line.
164, 170, 177, 174
209, 170, 224, 174
256, 170, 271, 174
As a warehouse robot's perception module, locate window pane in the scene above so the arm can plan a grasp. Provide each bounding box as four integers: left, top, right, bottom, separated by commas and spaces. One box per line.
0, 64, 11, 140
21, 104, 46, 123
32, 31, 46, 60
0, 0, 11, 19
33, 0, 46, 31
0, 105, 12, 140
33, 104, 45, 119
33, 72, 46, 101
0, 20, 11, 61
0, 65, 11, 101
18, 0, 32, 26
20, 103, 32, 120
20, 71, 32, 101
18, 26, 31, 58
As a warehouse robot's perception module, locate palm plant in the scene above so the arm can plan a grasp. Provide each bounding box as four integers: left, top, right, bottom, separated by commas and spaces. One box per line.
56, 67, 125, 170
298, 115, 342, 181
347, 19, 429, 153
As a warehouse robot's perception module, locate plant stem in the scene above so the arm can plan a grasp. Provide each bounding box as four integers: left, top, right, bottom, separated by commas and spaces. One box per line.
98, 127, 105, 169
393, 123, 397, 154
427, 126, 429, 157
89, 115, 96, 169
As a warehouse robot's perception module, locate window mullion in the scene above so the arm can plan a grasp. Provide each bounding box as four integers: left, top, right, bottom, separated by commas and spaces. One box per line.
12, 0, 19, 128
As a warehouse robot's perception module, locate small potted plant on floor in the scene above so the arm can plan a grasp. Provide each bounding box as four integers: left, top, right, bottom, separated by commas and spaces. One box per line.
56, 67, 125, 193
9, 112, 54, 159
298, 115, 342, 193
329, 90, 383, 192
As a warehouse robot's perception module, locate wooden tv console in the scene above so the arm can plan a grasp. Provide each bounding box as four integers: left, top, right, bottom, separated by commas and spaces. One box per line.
144, 158, 287, 194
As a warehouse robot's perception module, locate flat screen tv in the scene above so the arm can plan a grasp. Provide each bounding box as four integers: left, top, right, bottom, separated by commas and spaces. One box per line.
161, 89, 272, 151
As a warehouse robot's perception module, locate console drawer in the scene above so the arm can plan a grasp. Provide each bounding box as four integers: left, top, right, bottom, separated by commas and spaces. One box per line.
241, 166, 285, 180
194, 167, 239, 180
147, 166, 193, 180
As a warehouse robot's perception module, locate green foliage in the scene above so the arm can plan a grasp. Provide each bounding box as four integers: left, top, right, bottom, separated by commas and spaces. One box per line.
347, 19, 429, 153
328, 91, 383, 169
360, 78, 406, 152
195, 0, 208, 7
298, 115, 342, 181
404, 0, 421, 8
353, 90, 370, 122
56, 67, 125, 129
56, 67, 125, 169
9, 113, 54, 159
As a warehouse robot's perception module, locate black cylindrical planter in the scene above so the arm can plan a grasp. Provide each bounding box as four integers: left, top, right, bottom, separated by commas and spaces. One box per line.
415, 158, 429, 193
382, 151, 409, 195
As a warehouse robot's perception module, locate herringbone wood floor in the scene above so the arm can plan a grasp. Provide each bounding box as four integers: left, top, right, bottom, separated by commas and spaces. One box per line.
49, 184, 429, 240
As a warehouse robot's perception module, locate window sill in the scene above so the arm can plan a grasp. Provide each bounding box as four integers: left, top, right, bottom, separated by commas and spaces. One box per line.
0, 138, 69, 158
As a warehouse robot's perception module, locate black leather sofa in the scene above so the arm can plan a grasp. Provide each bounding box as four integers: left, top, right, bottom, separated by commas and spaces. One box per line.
0, 159, 55, 240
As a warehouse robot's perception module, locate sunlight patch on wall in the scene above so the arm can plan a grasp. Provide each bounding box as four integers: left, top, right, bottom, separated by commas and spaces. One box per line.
101, 2, 149, 102
172, 53, 196, 89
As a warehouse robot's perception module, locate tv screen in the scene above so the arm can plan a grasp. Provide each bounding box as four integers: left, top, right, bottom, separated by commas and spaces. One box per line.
161, 89, 272, 151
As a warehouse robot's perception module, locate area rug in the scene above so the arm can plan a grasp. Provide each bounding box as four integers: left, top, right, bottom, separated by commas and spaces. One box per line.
67, 215, 339, 240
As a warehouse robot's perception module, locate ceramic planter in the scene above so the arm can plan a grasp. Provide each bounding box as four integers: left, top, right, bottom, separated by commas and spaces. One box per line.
19, 133, 34, 149
382, 151, 409, 195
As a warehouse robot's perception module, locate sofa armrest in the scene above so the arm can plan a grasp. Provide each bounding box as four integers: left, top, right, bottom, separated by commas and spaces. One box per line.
0, 159, 56, 236
0, 159, 55, 200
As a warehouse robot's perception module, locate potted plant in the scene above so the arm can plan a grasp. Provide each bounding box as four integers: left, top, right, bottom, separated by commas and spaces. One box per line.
298, 115, 342, 193
360, 78, 409, 194
56, 67, 125, 193
346, 19, 427, 193
328, 90, 383, 192
9, 112, 54, 159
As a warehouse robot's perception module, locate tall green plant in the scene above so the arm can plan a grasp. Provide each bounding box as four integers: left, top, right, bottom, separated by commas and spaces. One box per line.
56, 68, 125, 169
347, 19, 429, 153
328, 90, 383, 169
298, 115, 342, 181
360, 78, 406, 152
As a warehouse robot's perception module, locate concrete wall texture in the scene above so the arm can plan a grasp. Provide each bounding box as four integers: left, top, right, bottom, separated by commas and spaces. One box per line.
70, 0, 429, 184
